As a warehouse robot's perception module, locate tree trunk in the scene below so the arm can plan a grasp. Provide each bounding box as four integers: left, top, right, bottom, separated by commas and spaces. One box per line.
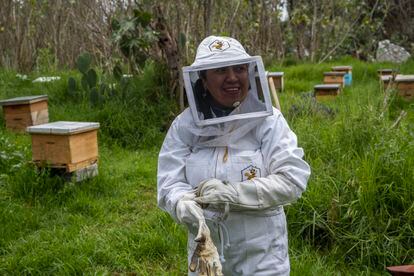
154, 5, 181, 99
204, 0, 213, 37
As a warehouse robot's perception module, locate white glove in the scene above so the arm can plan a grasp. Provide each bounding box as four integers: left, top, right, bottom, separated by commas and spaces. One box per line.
176, 192, 223, 275
176, 192, 204, 227
195, 176, 302, 210
189, 221, 223, 276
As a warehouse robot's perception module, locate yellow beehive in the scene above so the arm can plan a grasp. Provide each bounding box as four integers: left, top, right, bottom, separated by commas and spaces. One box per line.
0, 95, 48, 132
26, 121, 100, 172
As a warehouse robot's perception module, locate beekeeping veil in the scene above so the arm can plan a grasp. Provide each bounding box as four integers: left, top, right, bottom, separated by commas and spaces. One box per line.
182, 36, 273, 148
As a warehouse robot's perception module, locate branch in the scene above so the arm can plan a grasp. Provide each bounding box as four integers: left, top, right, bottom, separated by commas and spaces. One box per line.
391, 110, 407, 129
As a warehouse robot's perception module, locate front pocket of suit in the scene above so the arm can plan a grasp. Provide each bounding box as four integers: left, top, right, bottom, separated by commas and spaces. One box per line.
185, 149, 214, 187
230, 149, 266, 182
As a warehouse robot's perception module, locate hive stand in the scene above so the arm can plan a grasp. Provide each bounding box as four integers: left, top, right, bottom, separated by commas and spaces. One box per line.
332, 66, 352, 86
314, 84, 341, 101
0, 95, 48, 132
26, 121, 100, 182
394, 75, 414, 101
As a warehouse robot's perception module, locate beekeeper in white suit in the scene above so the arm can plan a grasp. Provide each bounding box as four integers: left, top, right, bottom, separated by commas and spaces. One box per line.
157, 35, 311, 275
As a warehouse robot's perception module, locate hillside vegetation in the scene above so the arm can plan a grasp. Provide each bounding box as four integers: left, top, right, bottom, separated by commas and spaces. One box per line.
0, 58, 413, 275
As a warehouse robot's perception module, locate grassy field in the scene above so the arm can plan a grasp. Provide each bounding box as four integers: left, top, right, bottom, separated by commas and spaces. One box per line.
1, 58, 413, 275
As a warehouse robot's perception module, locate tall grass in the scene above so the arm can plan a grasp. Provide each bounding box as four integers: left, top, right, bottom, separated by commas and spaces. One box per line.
272, 57, 414, 270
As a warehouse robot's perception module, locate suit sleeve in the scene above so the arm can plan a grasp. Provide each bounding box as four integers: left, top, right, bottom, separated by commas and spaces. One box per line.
157, 117, 193, 220
249, 109, 311, 208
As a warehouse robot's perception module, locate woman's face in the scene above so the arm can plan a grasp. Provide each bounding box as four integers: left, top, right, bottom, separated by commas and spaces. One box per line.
203, 64, 249, 108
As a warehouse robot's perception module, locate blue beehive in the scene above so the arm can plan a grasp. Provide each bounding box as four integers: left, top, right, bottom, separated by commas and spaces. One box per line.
332, 66, 352, 86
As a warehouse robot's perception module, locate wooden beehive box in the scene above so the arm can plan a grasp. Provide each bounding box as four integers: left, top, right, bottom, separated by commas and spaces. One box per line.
377, 68, 397, 77
26, 121, 100, 172
332, 66, 352, 86
314, 84, 341, 101
0, 95, 48, 132
267, 72, 284, 91
395, 75, 414, 101
323, 71, 346, 87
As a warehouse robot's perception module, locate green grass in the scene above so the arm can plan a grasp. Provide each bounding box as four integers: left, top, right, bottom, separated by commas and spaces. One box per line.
1, 57, 414, 274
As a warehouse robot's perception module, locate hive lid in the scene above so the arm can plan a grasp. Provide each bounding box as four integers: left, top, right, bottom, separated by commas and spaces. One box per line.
395, 74, 414, 82
27, 121, 100, 135
377, 68, 396, 73
324, 71, 346, 76
0, 95, 48, 106
267, 71, 284, 77
314, 84, 341, 90
331, 66, 352, 71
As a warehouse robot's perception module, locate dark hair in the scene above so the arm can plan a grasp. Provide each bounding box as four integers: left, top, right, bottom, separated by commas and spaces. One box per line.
199, 70, 207, 80
194, 78, 213, 119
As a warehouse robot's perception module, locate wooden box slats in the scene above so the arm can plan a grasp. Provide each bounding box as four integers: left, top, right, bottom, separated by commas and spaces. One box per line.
314, 84, 341, 101
323, 72, 346, 87
27, 121, 100, 172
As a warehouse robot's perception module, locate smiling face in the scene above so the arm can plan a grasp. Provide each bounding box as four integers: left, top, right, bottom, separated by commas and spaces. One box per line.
202, 64, 249, 108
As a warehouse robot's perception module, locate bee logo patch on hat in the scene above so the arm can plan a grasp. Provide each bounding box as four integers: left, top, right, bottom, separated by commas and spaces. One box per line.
241, 165, 261, 181
209, 40, 230, 52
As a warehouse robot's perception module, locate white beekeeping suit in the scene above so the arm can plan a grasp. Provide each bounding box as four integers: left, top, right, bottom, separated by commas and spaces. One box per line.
157, 36, 311, 275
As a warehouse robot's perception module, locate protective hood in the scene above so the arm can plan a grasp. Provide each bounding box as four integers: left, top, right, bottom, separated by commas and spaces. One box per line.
182, 36, 273, 144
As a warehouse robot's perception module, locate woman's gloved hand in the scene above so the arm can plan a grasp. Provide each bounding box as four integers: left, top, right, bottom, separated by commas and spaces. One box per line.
189, 221, 223, 276
176, 192, 205, 227
194, 178, 260, 210
176, 192, 223, 275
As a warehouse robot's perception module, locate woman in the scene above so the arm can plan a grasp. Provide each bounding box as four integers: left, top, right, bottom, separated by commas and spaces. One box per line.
157, 36, 310, 275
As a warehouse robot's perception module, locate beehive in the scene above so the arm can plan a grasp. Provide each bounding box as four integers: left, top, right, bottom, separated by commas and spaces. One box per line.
395, 75, 414, 101
332, 66, 352, 86
0, 95, 48, 132
26, 121, 100, 172
267, 72, 284, 91
377, 68, 397, 77
314, 84, 341, 101
323, 71, 346, 87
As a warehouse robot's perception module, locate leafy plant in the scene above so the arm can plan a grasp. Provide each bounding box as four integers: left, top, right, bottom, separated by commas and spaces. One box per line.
67, 53, 132, 106
111, 6, 159, 72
